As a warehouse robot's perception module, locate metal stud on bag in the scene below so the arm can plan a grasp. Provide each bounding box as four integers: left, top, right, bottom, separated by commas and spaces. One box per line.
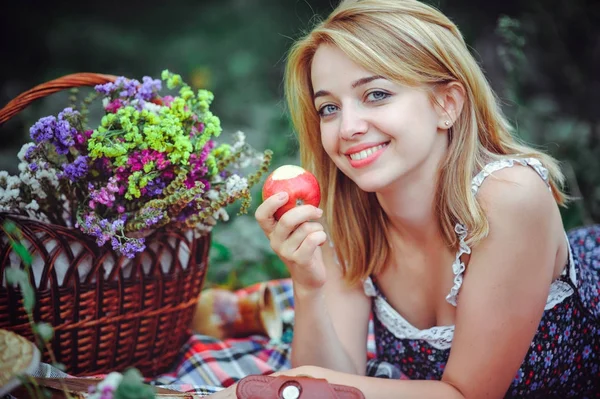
281, 381, 301, 399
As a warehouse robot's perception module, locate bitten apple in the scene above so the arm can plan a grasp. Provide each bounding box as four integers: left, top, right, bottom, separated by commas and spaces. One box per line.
262, 165, 321, 220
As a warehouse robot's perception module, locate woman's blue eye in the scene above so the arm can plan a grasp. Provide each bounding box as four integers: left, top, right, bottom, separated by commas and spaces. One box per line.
318, 104, 338, 117
367, 91, 389, 102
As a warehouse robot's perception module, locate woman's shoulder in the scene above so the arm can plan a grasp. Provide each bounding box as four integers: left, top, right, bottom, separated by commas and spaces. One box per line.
474, 158, 562, 241
471, 157, 551, 197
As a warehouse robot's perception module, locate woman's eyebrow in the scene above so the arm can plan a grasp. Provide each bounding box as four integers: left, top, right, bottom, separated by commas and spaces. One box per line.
313, 75, 385, 100
351, 75, 385, 88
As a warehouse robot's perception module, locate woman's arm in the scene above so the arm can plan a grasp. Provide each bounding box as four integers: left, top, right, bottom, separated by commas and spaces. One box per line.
255, 194, 371, 375
207, 366, 463, 399
441, 165, 562, 398
291, 242, 371, 375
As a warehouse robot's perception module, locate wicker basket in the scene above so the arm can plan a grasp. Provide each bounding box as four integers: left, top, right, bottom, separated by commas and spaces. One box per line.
0, 74, 210, 377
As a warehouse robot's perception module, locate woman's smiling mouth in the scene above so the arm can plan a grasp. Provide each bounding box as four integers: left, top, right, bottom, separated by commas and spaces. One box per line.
346, 142, 390, 168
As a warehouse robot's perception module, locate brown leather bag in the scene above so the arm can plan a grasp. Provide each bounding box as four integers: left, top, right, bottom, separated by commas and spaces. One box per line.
235, 375, 366, 399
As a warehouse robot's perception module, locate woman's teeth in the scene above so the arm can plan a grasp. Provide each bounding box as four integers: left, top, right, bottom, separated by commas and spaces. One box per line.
349, 143, 388, 161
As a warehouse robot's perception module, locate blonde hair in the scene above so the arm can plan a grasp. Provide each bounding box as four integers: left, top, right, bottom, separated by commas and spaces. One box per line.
284, 0, 567, 285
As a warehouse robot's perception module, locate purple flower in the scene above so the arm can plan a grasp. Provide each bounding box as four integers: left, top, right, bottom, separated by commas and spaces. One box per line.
111, 218, 125, 231
95, 77, 140, 99
144, 178, 165, 197
121, 238, 145, 258
25, 145, 36, 160
30, 116, 57, 143
29, 108, 78, 154
28, 162, 38, 172
118, 78, 138, 98
583, 345, 591, 359
94, 82, 114, 95
58, 107, 79, 122
60, 155, 88, 181
144, 211, 163, 227
560, 369, 571, 383
136, 76, 162, 101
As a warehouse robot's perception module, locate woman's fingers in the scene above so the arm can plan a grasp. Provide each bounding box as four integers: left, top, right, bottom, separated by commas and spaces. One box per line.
279, 221, 325, 255
292, 230, 328, 264
255, 191, 289, 234
255, 193, 326, 287
272, 205, 323, 242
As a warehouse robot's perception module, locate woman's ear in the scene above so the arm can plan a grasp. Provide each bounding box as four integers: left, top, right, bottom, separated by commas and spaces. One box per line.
434, 81, 466, 130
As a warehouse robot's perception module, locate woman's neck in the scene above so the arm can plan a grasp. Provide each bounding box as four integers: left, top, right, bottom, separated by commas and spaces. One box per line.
375, 142, 448, 250
378, 179, 442, 249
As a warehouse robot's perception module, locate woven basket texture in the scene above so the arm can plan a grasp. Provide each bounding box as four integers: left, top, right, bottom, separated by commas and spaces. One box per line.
0, 73, 210, 376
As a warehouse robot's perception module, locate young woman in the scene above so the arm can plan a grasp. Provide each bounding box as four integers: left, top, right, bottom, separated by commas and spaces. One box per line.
211, 0, 599, 397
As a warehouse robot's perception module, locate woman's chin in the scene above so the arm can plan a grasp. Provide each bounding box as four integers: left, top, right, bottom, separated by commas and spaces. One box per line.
354, 178, 388, 193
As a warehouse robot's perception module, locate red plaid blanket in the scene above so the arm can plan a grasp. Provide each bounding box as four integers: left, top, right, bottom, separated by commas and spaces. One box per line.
28, 279, 402, 397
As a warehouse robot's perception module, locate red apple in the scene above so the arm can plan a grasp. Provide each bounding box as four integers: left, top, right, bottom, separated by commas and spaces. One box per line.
262, 165, 321, 220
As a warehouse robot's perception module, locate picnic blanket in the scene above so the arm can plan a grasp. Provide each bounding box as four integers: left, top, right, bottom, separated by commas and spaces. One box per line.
27, 278, 403, 397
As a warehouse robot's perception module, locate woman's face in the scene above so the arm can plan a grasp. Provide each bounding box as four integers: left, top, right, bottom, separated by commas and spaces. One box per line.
310, 44, 450, 193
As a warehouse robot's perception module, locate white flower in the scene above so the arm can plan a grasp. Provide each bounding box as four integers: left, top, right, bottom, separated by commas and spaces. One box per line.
212, 208, 229, 222
212, 174, 224, 184
17, 143, 35, 162
224, 175, 248, 195
231, 130, 246, 152
25, 200, 39, 211
143, 101, 163, 114
24, 200, 48, 222
206, 189, 220, 201
236, 157, 252, 169
6, 175, 21, 190
193, 223, 214, 236
18, 164, 60, 202
0, 174, 21, 207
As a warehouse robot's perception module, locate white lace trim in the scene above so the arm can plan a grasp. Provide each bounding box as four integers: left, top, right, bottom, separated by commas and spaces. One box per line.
544, 233, 578, 310
564, 232, 577, 286
446, 157, 554, 306
545, 280, 574, 310
365, 277, 455, 350
363, 277, 377, 297
366, 257, 576, 350
470, 157, 550, 196
361, 158, 577, 345
445, 223, 471, 306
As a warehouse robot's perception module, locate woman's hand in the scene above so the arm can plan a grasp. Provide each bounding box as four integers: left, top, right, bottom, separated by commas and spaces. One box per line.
255, 192, 328, 293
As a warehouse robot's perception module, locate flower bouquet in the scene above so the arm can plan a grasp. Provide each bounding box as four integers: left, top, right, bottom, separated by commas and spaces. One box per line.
0, 70, 271, 258
0, 70, 271, 376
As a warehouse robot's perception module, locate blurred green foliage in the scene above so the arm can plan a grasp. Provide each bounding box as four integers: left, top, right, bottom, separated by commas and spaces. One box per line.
0, 0, 597, 289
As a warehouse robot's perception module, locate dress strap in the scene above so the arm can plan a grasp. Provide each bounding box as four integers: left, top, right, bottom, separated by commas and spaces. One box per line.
363, 276, 378, 297
471, 157, 550, 195
445, 157, 551, 306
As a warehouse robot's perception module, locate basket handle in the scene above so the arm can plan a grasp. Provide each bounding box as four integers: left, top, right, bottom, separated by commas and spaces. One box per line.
0, 72, 117, 125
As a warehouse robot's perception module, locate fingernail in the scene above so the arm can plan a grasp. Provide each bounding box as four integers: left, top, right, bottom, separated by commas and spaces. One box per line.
278, 192, 288, 200
316, 208, 323, 216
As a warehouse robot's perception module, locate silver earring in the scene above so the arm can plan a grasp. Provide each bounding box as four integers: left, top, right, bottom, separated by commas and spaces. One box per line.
444, 121, 450, 127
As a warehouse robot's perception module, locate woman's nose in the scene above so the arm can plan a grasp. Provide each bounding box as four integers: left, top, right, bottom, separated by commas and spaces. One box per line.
339, 106, 368, 140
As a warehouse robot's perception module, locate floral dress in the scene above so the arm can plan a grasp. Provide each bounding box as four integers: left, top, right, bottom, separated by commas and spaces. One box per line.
363, 158, 600, 398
